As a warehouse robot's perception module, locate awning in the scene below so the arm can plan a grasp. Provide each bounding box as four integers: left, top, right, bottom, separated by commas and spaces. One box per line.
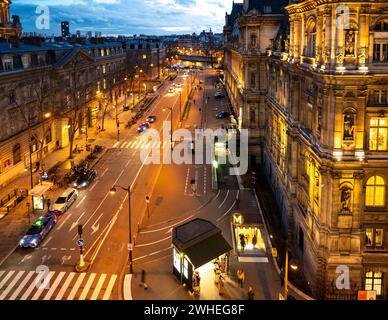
30, 182, 53, 197
184, 233, 232, 269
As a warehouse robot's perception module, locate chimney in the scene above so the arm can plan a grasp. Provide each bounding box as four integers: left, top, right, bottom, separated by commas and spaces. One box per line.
23, 36, 44, 46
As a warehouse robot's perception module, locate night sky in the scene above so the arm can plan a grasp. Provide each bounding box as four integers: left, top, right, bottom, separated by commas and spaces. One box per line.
12, 0, 235, 36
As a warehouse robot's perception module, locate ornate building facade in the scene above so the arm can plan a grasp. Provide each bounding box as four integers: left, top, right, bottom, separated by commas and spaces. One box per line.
225, 0, 388, 299
224, 0, 288, 167
0, 0, 21, 39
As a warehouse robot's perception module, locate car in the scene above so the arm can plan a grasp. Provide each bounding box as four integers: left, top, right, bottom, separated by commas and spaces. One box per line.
19, 214, 57, 248
168, 87, 175, 94
216, 111, 231, 119
52, 188, 78, 215
146, 115, 156, 123
74, 169, 97, 189
137, 122, 150, 133
214, 91, 224, 99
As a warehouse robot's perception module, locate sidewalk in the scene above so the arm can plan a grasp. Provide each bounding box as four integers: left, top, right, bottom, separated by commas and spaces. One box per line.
0, 88, 159, 265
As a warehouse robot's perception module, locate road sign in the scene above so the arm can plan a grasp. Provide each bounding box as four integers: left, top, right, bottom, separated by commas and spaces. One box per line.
76, 239, 84, 247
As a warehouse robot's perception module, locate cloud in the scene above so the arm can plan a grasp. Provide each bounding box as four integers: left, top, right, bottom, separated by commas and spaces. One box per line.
11, 0, 234, 35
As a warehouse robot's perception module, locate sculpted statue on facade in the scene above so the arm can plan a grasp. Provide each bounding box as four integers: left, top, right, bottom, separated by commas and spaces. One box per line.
336, 47, 344, 64
358, 47, 368, 65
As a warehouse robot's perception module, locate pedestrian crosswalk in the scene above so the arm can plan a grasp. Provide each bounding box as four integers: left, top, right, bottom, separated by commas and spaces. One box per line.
113, 139, 169, 150
0, 270, 117, 300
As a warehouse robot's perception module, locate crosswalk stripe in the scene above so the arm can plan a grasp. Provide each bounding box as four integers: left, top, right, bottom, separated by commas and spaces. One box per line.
0, 271, 25, 300
43, 271, 66, 300
79, 273, 96, 300
9, 271, 34, 300
90, 274, 107, 300
121, 142, 128, 148
127, 141, 135, 148
20, 273, 40, 300
112, 141, 120, 148
0, 271, 5, 280
0, 270, 15, 291
55, 272, 76, 300
102, 275, 117, 300
31, 271, 55, 300
67, 273, 86, 300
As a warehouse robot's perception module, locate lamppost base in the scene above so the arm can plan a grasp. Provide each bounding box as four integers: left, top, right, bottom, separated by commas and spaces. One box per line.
75, 261, 90, 273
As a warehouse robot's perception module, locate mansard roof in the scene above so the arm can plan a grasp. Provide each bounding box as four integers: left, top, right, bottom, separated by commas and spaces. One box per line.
247, 0, 289, 14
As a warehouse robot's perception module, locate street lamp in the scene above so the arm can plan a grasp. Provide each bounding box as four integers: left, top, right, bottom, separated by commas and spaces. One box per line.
109, 185, 133, 274
283, 240, 298, 300
162, 107, 173, 152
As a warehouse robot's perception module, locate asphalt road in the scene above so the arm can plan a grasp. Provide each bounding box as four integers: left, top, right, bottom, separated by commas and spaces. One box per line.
0, 70, 196, 300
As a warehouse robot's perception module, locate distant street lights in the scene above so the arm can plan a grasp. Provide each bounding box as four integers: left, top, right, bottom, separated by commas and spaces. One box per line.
109, 185, 133, 274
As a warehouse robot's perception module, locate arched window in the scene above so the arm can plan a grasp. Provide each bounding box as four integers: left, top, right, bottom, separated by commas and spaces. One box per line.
13, 144, 21, 165
366, 176, 386, 207
305, 20, 316, 58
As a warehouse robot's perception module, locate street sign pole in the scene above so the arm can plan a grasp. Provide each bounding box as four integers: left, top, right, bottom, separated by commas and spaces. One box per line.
75, 224, 88, 272
145, 196, 150, 218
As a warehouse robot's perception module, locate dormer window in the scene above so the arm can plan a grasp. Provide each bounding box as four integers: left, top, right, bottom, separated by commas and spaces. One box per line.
21, 54, 30, 68
3, 57, 13, 71
263, 6, 272, 14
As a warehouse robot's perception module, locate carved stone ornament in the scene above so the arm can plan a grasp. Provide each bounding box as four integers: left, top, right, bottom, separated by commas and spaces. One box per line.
336, 47, 344, 64
358, 47, 368, 65
322, 46, 331, 64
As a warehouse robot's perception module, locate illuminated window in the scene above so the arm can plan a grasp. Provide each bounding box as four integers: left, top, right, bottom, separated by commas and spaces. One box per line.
365, 176, 385, 207
365, 271, 383, 296
365, 228, 384, 247
369, 118, 388, 151
373, 43, 388, 62
173, 248, 180, 271
183, 258, 188, 279
305, 21, 316, 58
365, 228, 373, 246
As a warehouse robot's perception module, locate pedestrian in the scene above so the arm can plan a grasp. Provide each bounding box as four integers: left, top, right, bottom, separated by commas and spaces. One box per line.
237, 269, 245, 288
248, 286, 255, 300
239, 233, 246, 251
252, 234, 257, 248
193, 99, 196, 105
47, 198, 51, 211
140, 269, 148, 290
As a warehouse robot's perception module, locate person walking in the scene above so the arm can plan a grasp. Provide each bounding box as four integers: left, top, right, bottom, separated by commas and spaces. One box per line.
237, 269, 245, 288
239, 233, 246, 251
140, 269, 148, 290
252, 234, 257, 248
248, 286, 255, 300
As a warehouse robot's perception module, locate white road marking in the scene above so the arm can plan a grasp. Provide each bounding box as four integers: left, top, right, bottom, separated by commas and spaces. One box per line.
31, 271, 55, 300
90, 274, 107, 300
55, 272, 76, 300
43, 272, 66, 300
238, 257, 269, 263
69, 211, 87, 232
8, 271, 34, 300
102, 275, 117, 300
0, 271, 25, 300
112, 141, 120, 148
57, 213, 74, 230
139, 213, 195, 234
121, 142, 129, 148
218, 190, 230, 208
89, 212, 103, 230
0, 270, 15, 291
133, 246, 173, 261
100, 168, 109, 177
0, 271, 4, 279
216, 191, 239, 223
42, 236, 53, 247
75, 196, 86, 208
125, 159, 132, 167
79, 273, 96, 300
89, 180, 99, 192
67, 273, 86, 300
135, 235, 171, 248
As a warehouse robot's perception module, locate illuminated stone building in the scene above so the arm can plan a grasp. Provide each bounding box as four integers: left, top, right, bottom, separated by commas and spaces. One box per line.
0, 0, 21, 39
223, 0, 288, 167
225, 0, 388, 299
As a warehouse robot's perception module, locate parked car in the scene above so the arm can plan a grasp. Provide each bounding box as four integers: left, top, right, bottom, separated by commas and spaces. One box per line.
216, 111, 231, 119
214, 91, 224, 99
19, 213, 57, 248
146, 115, 156, 123
137, 122, 150, 133
52, 188, 78, 215
74, 170, 97, 189
168, 87, 175, 94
